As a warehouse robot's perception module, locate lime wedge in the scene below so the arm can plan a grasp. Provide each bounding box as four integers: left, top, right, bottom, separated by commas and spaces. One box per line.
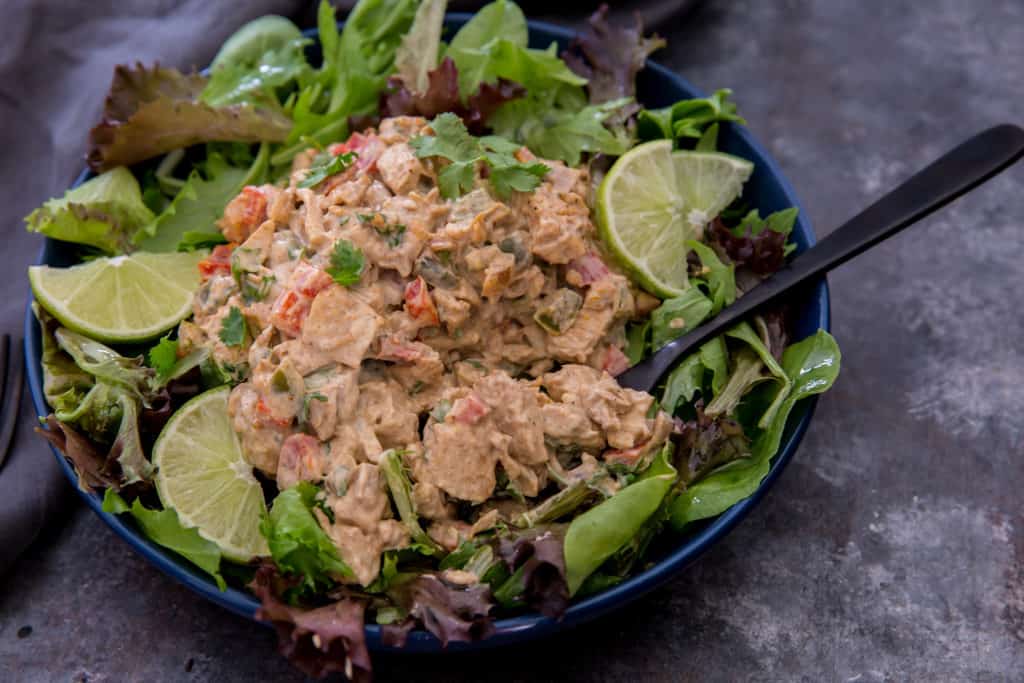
153, 387, 269, 562
596, 141, 754, 297
29, 250, 206, 344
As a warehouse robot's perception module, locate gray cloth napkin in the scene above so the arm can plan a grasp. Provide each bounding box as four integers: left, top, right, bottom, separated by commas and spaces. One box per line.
0, 0, 303, 574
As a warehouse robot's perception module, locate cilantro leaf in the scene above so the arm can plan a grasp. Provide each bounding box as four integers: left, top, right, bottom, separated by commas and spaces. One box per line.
148, 335, 179, 383
327, 239, 364, 287
297, 151, 357, 189
411, 112, 481, 161
410, 113, 549, 199
219, 306, 246, 347
488, 161, 549, 197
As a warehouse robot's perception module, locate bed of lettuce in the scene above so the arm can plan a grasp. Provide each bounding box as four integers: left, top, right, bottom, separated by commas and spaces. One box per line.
26, 1, 840, 680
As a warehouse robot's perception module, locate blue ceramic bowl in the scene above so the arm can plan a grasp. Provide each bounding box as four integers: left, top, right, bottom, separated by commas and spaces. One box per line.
25, 15, 829, 653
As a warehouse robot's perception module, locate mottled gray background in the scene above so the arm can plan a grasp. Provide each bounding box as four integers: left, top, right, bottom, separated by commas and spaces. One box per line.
2, 0, 1023, 681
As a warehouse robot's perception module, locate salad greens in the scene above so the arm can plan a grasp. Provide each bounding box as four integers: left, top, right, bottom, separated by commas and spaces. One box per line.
638, 88, 746, 149
88, 64, 291, 172
25, 167, 155, 255
564, 445, 676, 594
26, 1, 842, 679
260, 482, 354, 596
136, 149, 265, 252
103, 489, 227, 590
670, 330, 841, 528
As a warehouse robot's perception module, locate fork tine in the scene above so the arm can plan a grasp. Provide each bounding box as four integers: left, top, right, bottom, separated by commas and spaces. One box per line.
0, 336, 23, 471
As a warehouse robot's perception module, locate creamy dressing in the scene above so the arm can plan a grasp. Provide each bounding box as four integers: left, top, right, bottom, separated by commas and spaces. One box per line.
182, 116, 672, 585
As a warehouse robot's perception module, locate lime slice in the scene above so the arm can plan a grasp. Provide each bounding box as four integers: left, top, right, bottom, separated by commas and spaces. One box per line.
596, 141, 754, 297
153, 387, 269, 562
29, 250, 206, 344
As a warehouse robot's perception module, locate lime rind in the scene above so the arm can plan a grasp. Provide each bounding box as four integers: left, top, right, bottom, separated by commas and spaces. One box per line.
596, 141, 754, 298
28, 250, 205, 344
153, 387, 269, 563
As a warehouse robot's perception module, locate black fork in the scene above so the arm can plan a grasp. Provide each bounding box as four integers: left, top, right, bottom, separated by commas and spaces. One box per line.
0, 335, 24, 472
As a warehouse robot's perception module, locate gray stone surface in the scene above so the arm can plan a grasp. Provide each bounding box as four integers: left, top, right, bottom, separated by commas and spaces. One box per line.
3, 0, 1023, 680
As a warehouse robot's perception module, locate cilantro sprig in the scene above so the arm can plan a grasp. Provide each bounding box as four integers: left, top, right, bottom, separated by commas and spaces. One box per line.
219, 306, 247, 347
297, 151, 357, 189
326, 239, 364, 286
148, 335, 179, 383
410, 113, 549, 199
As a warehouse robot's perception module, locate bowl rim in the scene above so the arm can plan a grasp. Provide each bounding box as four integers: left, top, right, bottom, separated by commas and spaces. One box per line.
23, 13, 830, 654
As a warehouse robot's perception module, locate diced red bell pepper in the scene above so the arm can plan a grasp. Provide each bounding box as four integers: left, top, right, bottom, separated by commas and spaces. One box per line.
567, 253, 610, 286
378, 336, 424, 363
197, 244, 235, 280
277, 433, 323, 487
328, 132, 383, 172
403, 276, 440, 326
601, 345, 631, 377
255, 397, 293, 429
290, 262, 334, 298
450, 393, 489, 425
270, 289, 311, 338
220, 186, 267, 243
604, 442, 646, 468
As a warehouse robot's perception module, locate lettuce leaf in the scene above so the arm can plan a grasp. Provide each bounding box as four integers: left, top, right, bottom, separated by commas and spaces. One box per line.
24, 166, 154, 255
387, 574, 495, 646
202, 14, 310, 110
379, 449, 443, 555
134, 148, 264, 252
649, 288, 714, 350
447, 0, 527, 56
638, 89, 746, 148
686, 239, 736, 315
260, 482, 353, 596
723, 321, 791, 428
669, 330, 841, 529
393, 0, 446, 95
33, 303, 92, 407
562, 4, 664, 121
33, 306, 163, 487
492, 97, 632, 167
709, 208, 800, 277
202, 38, 311, 109
444, 1, 632, 165
380, 57, 525, 134
495, 527, 569, 618
564, 445, 676, 594
282, 0, 417, 158
88, 63, 291, 171
251, 565, 372, 681
53, 328, 156, 403
674, 403, 750, 486
36, 415, 119, 493
103, 489, 226, 590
